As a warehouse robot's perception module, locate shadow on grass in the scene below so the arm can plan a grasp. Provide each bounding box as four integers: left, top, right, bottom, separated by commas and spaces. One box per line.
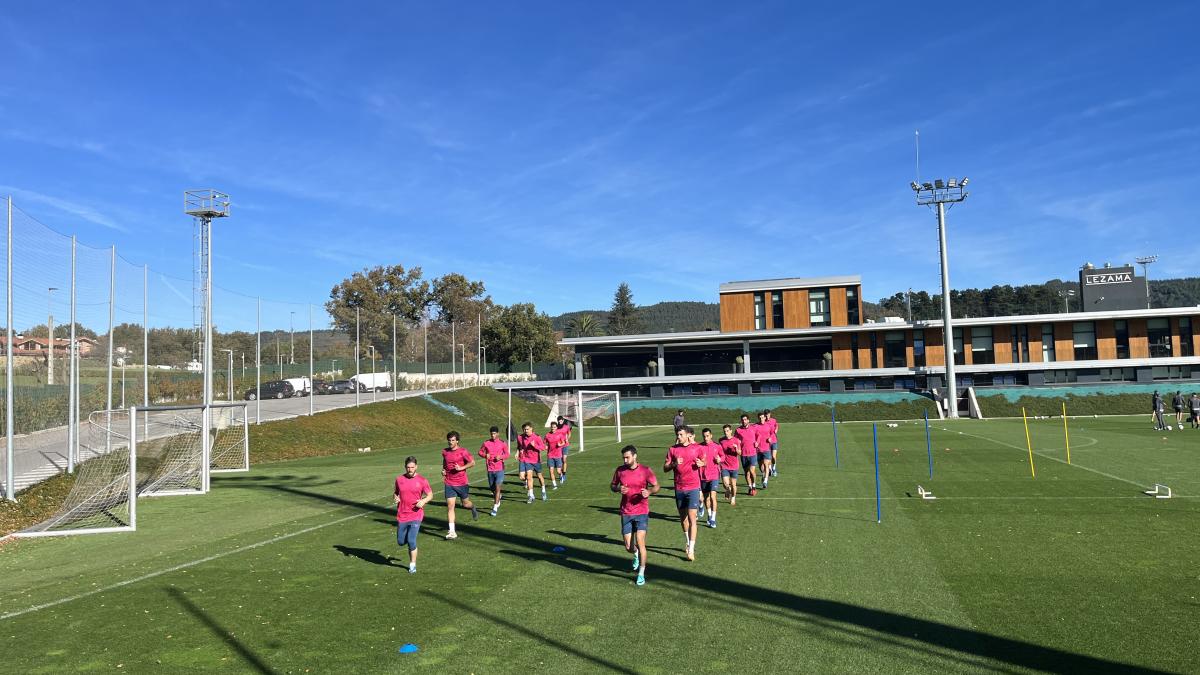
237, 478, 1169, 675
166, 587, 277, 674
333, 544, 404, 567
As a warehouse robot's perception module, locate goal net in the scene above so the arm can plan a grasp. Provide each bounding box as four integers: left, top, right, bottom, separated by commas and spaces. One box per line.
16, 410, 137, 537
137, 403, 250, 495
210, 404, 250, 473
531, 390, 621, 453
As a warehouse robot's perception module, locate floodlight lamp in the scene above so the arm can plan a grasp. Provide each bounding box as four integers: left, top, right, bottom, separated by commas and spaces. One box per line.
910, 181, 920, 191
934, 179, 945, 189
922, 182, 933, 190
947, 178, 957, 188
960, 177, 969, 186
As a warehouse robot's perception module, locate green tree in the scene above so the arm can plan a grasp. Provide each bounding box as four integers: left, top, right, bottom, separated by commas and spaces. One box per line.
606, 282, 643, 336
566, 313, 603, 338
325, 265, 431, 355
430, 273, 493, 324
482, 303, 556, 372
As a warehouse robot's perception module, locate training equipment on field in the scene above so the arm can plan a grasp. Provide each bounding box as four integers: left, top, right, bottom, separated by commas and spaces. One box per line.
1143, 484, 1172, 499
1020, 407, 1037, 479
529, 390, 621, 453
872, 423, 882, 524
916, 485, 937, 500
398, 643, 420, 654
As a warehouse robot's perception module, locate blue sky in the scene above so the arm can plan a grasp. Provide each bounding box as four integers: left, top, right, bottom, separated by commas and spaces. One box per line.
2, 2, 1199, 329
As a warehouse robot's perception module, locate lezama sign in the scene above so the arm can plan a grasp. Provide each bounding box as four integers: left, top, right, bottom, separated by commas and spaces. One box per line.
1084, 272, 1133, 285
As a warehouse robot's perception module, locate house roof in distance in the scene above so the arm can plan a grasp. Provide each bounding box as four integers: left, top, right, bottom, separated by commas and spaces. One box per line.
718, 275, 862, 294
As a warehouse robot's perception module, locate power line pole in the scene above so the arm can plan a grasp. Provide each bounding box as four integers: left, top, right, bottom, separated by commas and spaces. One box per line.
1136, 255, 1158, 310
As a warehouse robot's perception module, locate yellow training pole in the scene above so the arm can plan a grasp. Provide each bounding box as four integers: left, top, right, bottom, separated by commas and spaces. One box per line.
1021, 407, 1036, 478
1062, 402, 1071, 465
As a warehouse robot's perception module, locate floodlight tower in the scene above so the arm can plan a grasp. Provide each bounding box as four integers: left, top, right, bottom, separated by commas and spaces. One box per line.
1135, 255, 1157, 309
185, 189, 230, 491
911, 177, 969, 418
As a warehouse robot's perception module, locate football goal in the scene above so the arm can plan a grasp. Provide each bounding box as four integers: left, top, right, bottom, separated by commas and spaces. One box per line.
531, 390, 621, 453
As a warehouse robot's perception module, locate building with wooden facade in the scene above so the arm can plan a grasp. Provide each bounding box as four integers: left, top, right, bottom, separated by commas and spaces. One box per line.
504, 275, 1199, 400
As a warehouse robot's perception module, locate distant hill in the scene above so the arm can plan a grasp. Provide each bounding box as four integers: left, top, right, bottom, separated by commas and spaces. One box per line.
553, 301, 720, 336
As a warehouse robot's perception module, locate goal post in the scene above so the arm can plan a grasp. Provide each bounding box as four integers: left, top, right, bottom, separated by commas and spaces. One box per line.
576, 390, 622, 454
210, 403, 251, 474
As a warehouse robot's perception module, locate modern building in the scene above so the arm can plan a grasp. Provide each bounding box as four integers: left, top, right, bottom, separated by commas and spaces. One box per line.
500, 274, 1200, 408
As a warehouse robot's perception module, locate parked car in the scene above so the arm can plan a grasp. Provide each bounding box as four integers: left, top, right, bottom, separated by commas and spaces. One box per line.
330, 379, 355, 394
245, 380, 295, 400
350, 372, 393, 392
312, 379, 333, 395
284, 377, 312, 397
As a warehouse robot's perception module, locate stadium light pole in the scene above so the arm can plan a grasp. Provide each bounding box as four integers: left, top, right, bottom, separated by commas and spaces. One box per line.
368, 345, 377, 402
1136, 255, 1157, 309
1059, 289, 1075, 313
912, 177, 969, 419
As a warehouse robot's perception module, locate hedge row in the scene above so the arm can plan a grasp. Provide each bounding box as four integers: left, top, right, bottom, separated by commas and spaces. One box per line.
620, 397, 939, 425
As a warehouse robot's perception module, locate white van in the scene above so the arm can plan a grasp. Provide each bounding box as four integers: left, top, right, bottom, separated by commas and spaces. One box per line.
349, 372, 392, 392
284, 377, 312, 397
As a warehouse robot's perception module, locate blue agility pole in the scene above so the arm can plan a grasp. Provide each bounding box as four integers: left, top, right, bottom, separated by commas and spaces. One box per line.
832, 404, 840, 468
872, 423, 882, 524
924, 410, 933, 479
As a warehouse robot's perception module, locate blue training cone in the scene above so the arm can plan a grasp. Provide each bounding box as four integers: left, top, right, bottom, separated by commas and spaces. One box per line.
399, 643, 420, 654
552, 545, 567, 553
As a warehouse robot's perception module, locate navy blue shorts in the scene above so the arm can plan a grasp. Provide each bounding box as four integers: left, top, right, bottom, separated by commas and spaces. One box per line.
444, 484, 469, 501
700, 479, 720, 494
770, 442, 778, 452
721, 468, 738, 480
487, 470, 504, 489
397, 520, 421, 551
548, 457, 563, 469
674, 489, 701, 511
561, 444, 571, 456
621, 513, 648, 535
759, 451, 773, 464
741, 454, 758, 470
519, 461, 542, 474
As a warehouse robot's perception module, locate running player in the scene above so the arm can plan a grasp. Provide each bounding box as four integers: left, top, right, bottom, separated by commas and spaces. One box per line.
442, 431, 478, 539
664, 425, 705, 561
611, 444, 659, 586
394, 455, 432, 573
545, 421, 566, 490
1173, 391, 1185, 427
719, 424, 741, 506
756, 411, 774, 488
557, 415, 572, 481
478, 426, 509, 516
516, 422, 548, 503
765, 409, 780, 476
697, 427, 722, 528
734, 414, 760, 496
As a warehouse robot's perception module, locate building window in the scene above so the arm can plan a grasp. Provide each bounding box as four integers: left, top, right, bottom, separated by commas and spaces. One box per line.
846, 288, 860, 325
1115, 320, 1130, 359
850, 334, 859, 369
1180, 318, 1193, 357
1011, 327, 1020, 364
1042, 324, 1056, 362
952, 328, 964, 366
809, 290, 830, 327
869, 332, 879, 368
1019, 325, 1030, 363
913, 329, 925, 368
1073, 322, 1097, 361
1148, 318, 1172, 358
972, 326, 994, 365
754, 292, 766, 330
771, 292, 783, 330
884, 331, 906, 368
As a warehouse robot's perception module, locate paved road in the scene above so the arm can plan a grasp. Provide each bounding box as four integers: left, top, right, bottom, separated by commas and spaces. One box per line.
3, 388, 449, 496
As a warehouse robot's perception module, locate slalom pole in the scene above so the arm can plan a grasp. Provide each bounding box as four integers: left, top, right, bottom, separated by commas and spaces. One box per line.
832, 404, 840, 468
1021, 407, 1036, 479
1061, 401, 1071, 465
924, 410, 933, 479
872, 423, 882, 523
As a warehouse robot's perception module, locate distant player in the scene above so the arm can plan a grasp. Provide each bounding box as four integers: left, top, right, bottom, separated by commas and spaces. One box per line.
673, 409, 686, 432
545, 421, 566, 489
441, 431, 479, 539
718, 424, 742, 506
557, 415, 572, 481
611, 444, 659, 586
664, 425, 705, 561
756, 411, 774, 488
697, 427, 722, 528
478, 426, 510, 516
1191, 393, 1200, 430
1152, 391, 1166, 430
734, 414, 760, 495
394, 455, 432, 573
765, 409, 780, 476
516, 422, 548, 503
1173, 391, 1185, 426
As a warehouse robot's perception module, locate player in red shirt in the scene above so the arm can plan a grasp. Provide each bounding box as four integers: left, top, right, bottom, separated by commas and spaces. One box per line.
516, 422, 548, 503
441, 431, 478, 540
610, 444, 659, 586
734, 414, 760, 496
556, 415, 572, 481
478, 425, 510, 517
664, 426, 706, 561
545, 421, 566, 490
756, 411, 774, 489
697, 428, 723, 528
765, 409, 780, 477
393, 455, 433, 573
718, 424, 742, 506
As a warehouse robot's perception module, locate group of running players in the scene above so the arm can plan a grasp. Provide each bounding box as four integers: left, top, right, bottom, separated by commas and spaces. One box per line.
392, 409, 782, 586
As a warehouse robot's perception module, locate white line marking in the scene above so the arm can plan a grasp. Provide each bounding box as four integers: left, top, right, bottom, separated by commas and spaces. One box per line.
1, 509, 371, 621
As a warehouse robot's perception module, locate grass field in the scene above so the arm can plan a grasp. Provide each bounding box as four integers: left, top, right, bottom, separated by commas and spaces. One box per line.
1, 413, 1198, 673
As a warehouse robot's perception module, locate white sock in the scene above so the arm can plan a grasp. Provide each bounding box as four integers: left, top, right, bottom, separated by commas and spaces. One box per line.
448, 523, 456, 533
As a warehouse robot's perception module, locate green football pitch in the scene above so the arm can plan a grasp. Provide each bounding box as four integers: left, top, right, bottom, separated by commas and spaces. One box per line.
2, 416, 1197, 673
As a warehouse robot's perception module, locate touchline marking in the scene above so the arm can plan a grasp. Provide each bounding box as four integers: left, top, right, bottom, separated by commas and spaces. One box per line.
1, 509, 371, 621
944, 427, 1171, 493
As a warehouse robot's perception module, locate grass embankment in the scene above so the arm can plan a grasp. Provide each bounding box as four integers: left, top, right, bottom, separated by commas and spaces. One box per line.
0, 387, 547, 536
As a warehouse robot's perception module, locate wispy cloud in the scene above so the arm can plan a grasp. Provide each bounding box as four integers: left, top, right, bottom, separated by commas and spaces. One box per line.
0, 185, 128, 232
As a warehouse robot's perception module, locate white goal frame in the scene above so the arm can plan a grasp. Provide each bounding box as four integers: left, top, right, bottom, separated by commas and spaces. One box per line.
209, 402, 251, 474
576, 390, 622, 454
